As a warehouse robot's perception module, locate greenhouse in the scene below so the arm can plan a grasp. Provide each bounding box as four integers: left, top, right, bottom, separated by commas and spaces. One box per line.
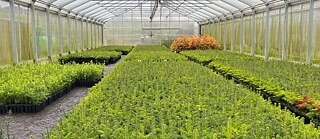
1, 0, 320, 138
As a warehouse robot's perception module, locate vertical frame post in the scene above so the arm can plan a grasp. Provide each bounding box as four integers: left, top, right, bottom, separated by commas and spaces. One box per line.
298, 4, 303, 62
91, 19, 93, 49
283, 0, 289, 60
218, 18, 221, 44
81, 17, 84, 51
112, 18, 115, 45
265, 4, 270, 60
179, 13, 181, 33
277, 9, 281, 58
86, 18, 89, 50
251, 9, 256, 56
102, 23, 104, 46
224, 16, 227, 51
231, 15, 235, 52
199, 24, 201, 35
212, 18, 215, 38
240, 12, 244, 54
131, 9, 134, 45
58, 10, 63, 56
306, 0, 314, 64
187, 15, 190, 35
67, 13, 71, 53
31, 0, 37, 62
94, 22, 97, 48
9, 0, 18, 64
140, 0, 143, 44
18, 6, 22, 62
75, 15, 78, 52
122, 14, 124, 45
46, 5, 52, 60
207, 20, 210, 35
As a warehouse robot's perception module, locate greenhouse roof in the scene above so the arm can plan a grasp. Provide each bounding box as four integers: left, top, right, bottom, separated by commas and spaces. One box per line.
24, 0, 287, 24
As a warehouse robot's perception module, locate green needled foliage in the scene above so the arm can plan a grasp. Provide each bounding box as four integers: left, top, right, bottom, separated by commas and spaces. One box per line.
95, 45, 134, 55
59, 51, 122, 64
0, 63, 104, 105
47, 47, 320, 138
181, 50, 320, 121
124, 46, 187, 62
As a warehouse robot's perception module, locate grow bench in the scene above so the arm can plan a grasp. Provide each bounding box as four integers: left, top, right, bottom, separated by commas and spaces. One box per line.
0, 79, 101, 114
184, 55, 320, 127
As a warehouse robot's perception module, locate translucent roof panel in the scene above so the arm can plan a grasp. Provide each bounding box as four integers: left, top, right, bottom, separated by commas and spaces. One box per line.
38, 0, 276, 23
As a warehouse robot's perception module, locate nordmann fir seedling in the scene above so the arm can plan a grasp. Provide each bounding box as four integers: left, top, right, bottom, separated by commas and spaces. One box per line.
47, 46, 320, 138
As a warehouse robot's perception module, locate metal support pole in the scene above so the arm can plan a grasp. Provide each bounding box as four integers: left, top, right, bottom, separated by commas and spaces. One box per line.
283, 0, 289, 60
9, 0, 18, 64
240, 12, 244, 54
91, 20, 93, 49
306, 0, 314, 64
99, 24, 101, 47
131, 9, 133, 45
18, 6, 22, 62
212, 19, 215, 38
67, 13, 71, 53
46, 5, 52, 59
97, 23, 99, 47
93, 22, 98, 48
231, 15, 235, 52
277, 9, 281, 58
224, 16, 227, 51
58, 10, 62, 56
218, 18, 221, 44
102, 24, 104, 46
113, 18, 115, 45
31, 0, 37, 62
140, 0, 143, 44
81, 17, 84, 51
298, 4, 303, 62
179, 13, 181, 34
160, 4, 162, 45
75, 15, 78, 52
207, 20, 210, 35
122, 14, 124, 45
187, 15, 190, 35
169, 10, 171, 39
265, 4, 270, 60
251, 9, 256, 56
86, 18, 89, 50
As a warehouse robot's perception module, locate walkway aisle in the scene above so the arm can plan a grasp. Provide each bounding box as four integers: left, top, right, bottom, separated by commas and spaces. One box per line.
0, 55, 125, 139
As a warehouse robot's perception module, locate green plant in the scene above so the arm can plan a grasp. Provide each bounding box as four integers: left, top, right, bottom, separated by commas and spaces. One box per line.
181, 49, 320, 121
0, 63, 104, 105
47, 48, 320, 138
59, 51, 121, 64
92, 45, 134, 55
124, 46, 187, 62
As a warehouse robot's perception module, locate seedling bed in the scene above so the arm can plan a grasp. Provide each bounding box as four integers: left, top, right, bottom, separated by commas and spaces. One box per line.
186, 55, 320, 127
0, 80, 100, 114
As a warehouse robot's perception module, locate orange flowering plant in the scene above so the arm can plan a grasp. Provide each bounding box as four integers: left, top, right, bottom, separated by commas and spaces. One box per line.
171, 35, 219, 52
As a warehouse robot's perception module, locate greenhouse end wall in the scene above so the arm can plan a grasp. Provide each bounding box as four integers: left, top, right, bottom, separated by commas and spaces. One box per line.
103, 7, 199, 46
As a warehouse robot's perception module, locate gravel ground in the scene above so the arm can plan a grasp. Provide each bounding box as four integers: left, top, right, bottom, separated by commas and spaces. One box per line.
0, 55, 125, 139
0, 87, 88, 139
103, 55, 125, 76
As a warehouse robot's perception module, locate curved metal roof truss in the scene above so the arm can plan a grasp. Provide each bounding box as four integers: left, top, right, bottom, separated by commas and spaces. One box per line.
31, 0, 280, 24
